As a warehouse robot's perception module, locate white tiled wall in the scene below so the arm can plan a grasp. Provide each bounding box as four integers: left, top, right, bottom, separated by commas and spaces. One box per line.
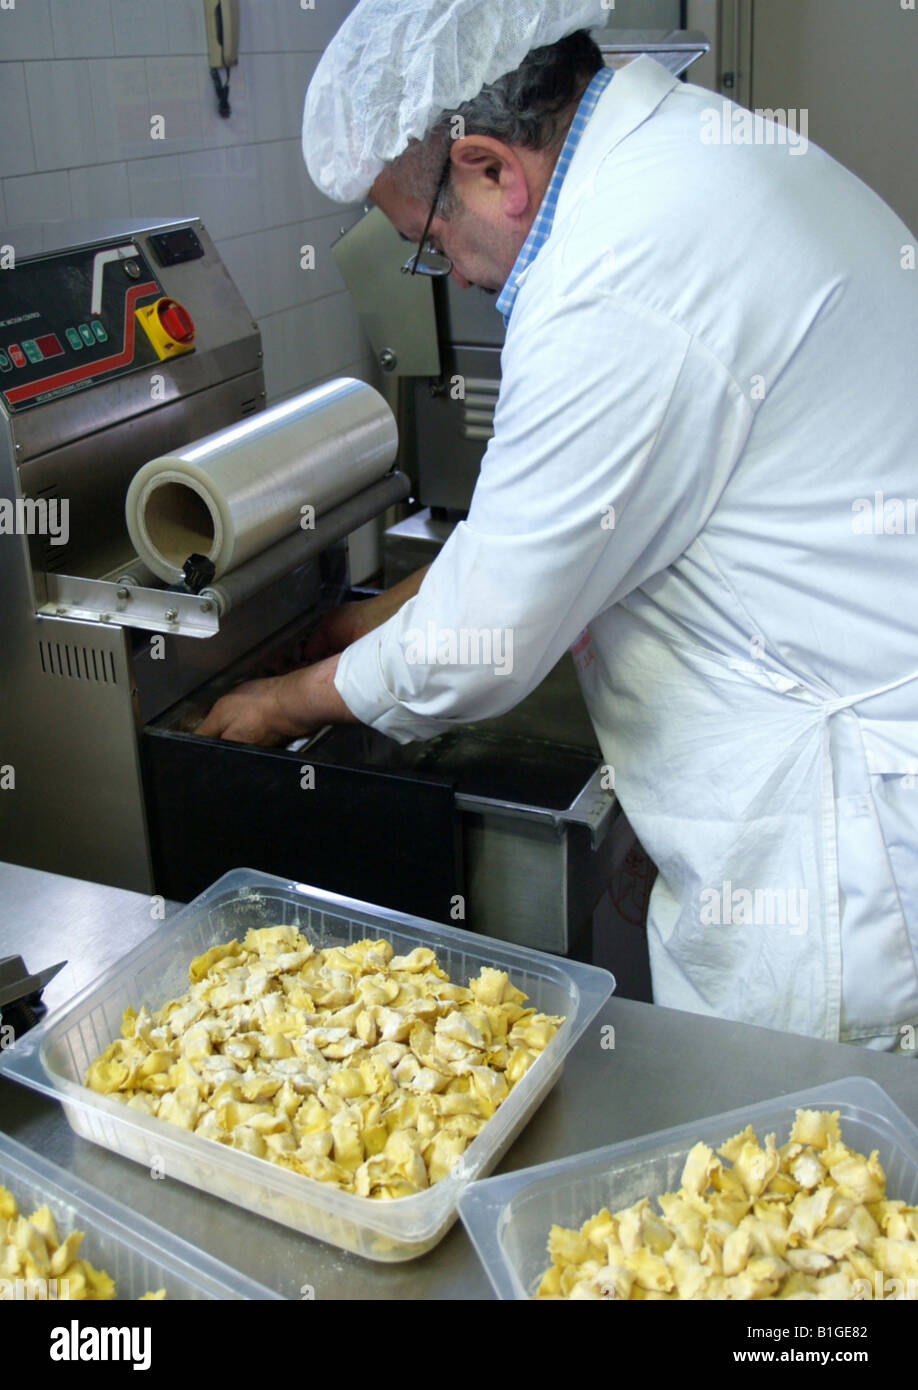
0, 0, 373, 402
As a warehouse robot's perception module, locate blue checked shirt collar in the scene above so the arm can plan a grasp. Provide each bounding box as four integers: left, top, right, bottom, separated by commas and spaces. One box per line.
495, 65, 614, 326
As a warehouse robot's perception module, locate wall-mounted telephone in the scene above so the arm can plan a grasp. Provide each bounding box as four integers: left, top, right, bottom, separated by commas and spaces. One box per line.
203, 0, 239, 117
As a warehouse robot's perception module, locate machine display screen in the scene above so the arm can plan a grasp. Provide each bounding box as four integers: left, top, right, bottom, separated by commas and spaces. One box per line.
0, 240, 167, 413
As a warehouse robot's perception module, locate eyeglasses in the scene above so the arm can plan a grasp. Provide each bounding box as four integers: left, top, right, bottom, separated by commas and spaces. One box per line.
401, 154, 453, 278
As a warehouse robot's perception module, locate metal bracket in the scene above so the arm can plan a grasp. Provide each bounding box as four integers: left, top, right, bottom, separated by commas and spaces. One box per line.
562, 767, 618, 850
38, 573, 219, 638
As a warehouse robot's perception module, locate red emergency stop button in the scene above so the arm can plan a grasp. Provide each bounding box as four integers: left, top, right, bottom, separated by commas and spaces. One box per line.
136, 296, 196, 359
157, 298, 195, 343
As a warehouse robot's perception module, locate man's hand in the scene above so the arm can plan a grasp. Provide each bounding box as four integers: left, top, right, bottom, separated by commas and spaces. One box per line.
195, 675, 300, 745
196, 656, 356, 746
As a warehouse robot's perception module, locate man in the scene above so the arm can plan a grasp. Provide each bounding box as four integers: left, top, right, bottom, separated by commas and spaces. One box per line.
199, 0, 918, 1049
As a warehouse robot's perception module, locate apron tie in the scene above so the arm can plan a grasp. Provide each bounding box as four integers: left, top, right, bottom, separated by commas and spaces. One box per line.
822, 665, 918, 718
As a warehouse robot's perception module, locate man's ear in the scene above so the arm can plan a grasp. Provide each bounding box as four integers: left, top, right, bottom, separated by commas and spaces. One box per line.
450, 137, 530, 219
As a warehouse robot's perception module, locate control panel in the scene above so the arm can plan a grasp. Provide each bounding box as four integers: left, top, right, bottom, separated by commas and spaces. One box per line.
0, 228, 200, 413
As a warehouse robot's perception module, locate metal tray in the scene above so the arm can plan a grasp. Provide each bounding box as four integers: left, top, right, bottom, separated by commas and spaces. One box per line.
0, 869, 613, 1262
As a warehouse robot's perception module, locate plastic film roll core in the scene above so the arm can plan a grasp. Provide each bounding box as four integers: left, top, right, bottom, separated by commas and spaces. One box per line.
125, 377, 398, 585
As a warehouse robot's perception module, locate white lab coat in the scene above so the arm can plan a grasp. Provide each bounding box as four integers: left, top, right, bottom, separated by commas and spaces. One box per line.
336, 58, 918, 1046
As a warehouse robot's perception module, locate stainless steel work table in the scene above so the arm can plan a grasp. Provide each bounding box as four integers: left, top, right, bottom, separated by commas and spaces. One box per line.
2, 860, 917, 1300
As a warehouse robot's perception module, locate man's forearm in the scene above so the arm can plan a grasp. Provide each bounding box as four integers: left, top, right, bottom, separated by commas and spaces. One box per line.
274, 654, 357, 734
272, 568, 432, 734
197, 567, 430, 745
357, 563, 431, 631
385, 563, 430, 607
288, 567, 433, 727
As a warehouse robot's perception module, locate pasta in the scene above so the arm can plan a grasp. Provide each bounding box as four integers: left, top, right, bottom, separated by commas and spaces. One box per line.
536, 1109, 918, 1300
85, 927, 563, 1199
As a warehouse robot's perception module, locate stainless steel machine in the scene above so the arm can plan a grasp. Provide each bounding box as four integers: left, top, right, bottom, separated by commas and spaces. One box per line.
0, 217, 616, 961
0, 218, 409, 895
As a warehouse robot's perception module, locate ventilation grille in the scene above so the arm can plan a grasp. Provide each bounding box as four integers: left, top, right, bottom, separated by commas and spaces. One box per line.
238, 396, 260, 417
38, 639, 117, 684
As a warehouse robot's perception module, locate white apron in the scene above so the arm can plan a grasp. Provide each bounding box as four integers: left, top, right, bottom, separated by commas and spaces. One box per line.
577, 614, 918, 1048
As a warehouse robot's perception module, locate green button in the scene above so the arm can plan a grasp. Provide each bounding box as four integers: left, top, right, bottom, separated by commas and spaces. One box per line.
22, 339, 42, 364
91, 320, 108, 343
66, 327, 82, 350
78, 323, 94, 346
0, 351, 10, 371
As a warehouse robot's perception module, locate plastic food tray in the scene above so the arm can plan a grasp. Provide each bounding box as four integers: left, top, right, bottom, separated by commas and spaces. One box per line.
0, 1129, 281, 1299
0, 869, 613, 1263
457, 1076, 918, 1299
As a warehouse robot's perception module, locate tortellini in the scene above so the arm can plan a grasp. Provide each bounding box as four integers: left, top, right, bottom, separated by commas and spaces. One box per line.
536, 1110, 918, 1300
86, 926, 562, 1200
0, 1186, 164, 1300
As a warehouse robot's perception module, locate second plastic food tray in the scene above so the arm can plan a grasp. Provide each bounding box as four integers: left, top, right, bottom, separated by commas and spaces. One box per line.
0, 868, 613, 1262
0, 1129, 281, 1299
457, 1076, 918, 1299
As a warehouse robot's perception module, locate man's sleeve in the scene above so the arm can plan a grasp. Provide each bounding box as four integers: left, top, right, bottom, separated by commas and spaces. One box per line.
335, 289, 754, 743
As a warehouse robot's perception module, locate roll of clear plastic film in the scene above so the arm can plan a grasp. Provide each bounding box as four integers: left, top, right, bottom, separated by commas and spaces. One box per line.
125, 378, 398, 585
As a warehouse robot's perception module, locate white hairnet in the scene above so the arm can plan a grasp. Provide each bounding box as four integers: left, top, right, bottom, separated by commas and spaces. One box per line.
302, 0, 611, 203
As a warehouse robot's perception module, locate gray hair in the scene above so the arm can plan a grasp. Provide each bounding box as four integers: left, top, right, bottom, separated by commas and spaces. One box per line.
390, 29, 603, 214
